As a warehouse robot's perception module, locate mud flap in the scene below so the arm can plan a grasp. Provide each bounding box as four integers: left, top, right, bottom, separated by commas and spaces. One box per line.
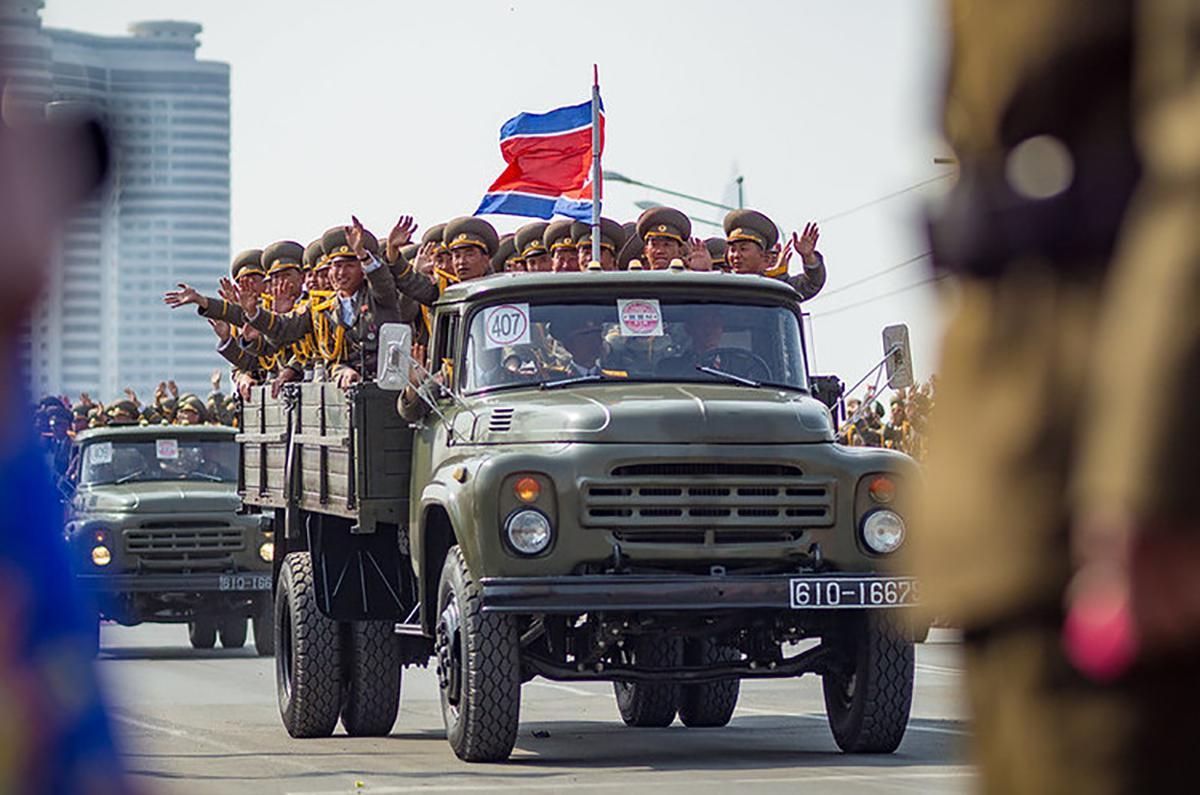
307, 515, 415, 622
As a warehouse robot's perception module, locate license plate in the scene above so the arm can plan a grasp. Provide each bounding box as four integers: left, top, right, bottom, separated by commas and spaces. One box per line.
219, 574, 272, 592
789, 577, 919, 609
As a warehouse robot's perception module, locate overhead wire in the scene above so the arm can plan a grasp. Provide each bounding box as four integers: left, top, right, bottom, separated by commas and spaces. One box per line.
816, 251, 932, 299
817, 172, 954, 224
810, 274, 951, 319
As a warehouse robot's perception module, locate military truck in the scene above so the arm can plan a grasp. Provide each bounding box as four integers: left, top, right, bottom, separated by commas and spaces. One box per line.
246, 270, 924, 761
68, 424, 274, 655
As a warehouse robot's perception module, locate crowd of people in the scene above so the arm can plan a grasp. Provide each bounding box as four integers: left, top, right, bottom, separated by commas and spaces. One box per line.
160, 205, 829, 400
836, 377, 937, 460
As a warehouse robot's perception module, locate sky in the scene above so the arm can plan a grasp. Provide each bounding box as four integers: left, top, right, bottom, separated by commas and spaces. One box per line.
43, 0, 953, 391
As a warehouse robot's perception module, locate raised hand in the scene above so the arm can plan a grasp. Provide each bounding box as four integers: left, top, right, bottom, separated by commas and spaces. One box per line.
123, 387, 139, 406
386, 215, 417, 262
685, 237, 712, 271
164, 283, 207, 311
345, 215, 368, 259
794, 222, 820, 265
79, 392, 93, 407
220, 276, 258, 317
210, 370, 223, 392
270, 367, 300, 398
167, 380, 178, 398
208, 319, 231, 343
335, 367, 362, 391
415, 241, 437, 277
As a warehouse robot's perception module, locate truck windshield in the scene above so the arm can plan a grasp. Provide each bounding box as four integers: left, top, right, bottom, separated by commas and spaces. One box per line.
78, 439, 238, 486
463, 299, 807, 393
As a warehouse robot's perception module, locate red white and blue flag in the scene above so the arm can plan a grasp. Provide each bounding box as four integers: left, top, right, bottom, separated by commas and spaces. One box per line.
475, 96, 605, 221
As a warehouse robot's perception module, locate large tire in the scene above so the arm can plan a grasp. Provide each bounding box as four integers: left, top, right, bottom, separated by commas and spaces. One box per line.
435, 546, 520, 762
276, 552, 343, 738
613, 635, 682, 727
340, 621, 402, 737
253, 594, 275, 657
219, 617, 248, 649
678, 639, 740, 728
189, 618, 216, 649
822, 611, 915, 753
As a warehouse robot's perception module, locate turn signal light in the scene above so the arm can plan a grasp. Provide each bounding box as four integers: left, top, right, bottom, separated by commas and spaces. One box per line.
514, 477, 541, 503
868, 476, 896, 504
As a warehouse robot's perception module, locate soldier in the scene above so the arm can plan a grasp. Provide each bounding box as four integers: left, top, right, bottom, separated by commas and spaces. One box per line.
723, 210, 827, 300
230, 248, 266, 299
492, 233, 523, 273
616, 230, 644, 270
634, 207, 712, 271
105, 399, 140, 426
514, 221, 551, 272
416, 222, 451, 279
304, 238, 332, 293
543, 220, 578, 272
703, 237, 728, 271
174, 394, 207, 426
571, 218, 626, 271
443, 216, 499, 282
263, 240, 306, 313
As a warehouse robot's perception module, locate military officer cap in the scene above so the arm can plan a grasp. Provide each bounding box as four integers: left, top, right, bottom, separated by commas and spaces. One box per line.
262, 240, 305, 276
443, 216, 500, 257
704, 237, 728, 269
571, 218, 626, 254
230, 248, 265, 280
321, 225, 378, 264
177, 393, 207, 417
543, 219, 575, 252
723, 208, 779, 251
302, 238, 325, 272
422, 223, 448, 254
616, 232, 645, 270
636, 206, 691, 244
514, 221, 550, 258
106, 399, 140, 425
492, 234, 519, 272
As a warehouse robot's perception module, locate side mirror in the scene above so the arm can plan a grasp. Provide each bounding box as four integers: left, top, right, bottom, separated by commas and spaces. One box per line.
375, 323, 413, 392
882, 324, 914, 390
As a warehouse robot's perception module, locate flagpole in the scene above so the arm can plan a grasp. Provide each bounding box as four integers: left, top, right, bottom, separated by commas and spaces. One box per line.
590, 64, 602, 267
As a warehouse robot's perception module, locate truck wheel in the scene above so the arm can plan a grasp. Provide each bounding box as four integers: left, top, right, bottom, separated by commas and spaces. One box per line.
189, 619, 217, 649
822, 611, 915, 753
340, 621, 402, 737
276, 552, 343, 738
613, 635, 682, 727
435, 546, 520, 762
678, 639, 740, 727
220, 617, 248, 649
253, 594, 275, 656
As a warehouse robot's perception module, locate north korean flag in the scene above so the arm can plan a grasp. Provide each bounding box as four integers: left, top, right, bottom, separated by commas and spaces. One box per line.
475, 96, 604, 221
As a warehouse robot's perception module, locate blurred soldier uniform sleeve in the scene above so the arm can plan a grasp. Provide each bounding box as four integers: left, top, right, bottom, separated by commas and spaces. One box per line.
784, 252, 826, 300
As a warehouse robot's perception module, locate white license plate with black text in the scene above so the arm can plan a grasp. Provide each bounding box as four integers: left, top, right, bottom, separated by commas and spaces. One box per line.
789, 577, 919, 609
219, 574, 272, 592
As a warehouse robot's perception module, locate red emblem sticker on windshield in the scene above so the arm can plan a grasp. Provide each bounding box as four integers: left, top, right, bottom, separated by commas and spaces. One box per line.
618, 299, 664, 337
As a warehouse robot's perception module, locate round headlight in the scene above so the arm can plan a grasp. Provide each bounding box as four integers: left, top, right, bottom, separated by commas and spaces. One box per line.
861, 510, 905, 554
259, 542, 274, 563
505, 509, 553, 556
91, 545, 112, 567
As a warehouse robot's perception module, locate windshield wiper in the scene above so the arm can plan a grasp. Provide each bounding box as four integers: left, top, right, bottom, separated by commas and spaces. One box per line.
186, 472, 225, 482
113, 469, 146, 485
696, 365, 761, 388
540, 373, 611, 390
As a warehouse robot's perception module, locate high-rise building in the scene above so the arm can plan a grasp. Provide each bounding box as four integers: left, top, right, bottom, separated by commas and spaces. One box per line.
1, 0, 230, 401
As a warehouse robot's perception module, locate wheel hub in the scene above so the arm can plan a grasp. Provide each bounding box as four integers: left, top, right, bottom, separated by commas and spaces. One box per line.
435, 599, 462, 706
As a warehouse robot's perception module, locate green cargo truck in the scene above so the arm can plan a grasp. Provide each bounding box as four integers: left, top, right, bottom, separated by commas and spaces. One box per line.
245, 270, 925, 761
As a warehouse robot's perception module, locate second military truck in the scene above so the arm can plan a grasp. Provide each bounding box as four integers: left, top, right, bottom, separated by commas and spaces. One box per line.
242, 270, 924, 761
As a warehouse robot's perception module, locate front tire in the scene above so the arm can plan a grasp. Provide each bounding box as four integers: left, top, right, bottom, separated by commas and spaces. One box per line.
340, 621, 402, 737
678, 639, 740, 727
276, 552, 343, 738
189, 618, 216, 649
436, 546, 520, 762
822, 611, 914, 753
613, 635, 682, 727
219, 617, 248, 649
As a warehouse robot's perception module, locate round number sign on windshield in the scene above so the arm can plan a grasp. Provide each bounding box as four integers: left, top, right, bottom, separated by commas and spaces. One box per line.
483, 303, 531, 349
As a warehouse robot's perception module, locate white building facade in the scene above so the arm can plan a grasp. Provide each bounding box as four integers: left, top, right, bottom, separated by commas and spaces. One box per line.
1, 1, 230, 401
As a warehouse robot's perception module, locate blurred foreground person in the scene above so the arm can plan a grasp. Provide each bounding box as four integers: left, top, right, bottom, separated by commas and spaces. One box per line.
914, 2, 1200, 793
0, 93, 134, 791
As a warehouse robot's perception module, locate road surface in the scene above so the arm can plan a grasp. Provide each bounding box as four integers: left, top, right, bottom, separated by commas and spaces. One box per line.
97, 623, 972, 794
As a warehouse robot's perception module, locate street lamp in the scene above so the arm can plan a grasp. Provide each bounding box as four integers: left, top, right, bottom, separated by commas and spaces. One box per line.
603, 170, 740, 212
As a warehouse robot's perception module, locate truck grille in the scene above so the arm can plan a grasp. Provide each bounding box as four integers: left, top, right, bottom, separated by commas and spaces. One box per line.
581, 462, 835, 531
126, 525, 245, 570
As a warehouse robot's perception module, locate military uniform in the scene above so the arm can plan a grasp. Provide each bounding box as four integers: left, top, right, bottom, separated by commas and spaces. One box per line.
724, 209, 826, 299
571, 218, 625, 271
910, 3, 1200, 793
492, 233, 522, 273
543, 220, 577, 272
703, 237, 728, 271
636, 207, 691, 271
515, 222, 551, 272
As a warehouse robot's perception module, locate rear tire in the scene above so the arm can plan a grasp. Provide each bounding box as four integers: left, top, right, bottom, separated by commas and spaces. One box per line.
253, 594, 275, 656
822, 611, 915, 753
219, 617, 248, 649
613, 635, 682, 728
188, 618, 216, 649
340, 621, 402, 737
436, 546, 520, 762
276, 552, 343, 738
678, 639, 740, 727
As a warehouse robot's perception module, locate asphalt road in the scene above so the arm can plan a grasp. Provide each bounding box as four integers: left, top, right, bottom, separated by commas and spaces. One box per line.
97, 623, 973, 795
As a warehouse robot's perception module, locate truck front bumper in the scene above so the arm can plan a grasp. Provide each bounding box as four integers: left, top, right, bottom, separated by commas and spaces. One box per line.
76, 572, 272, 594
479, 572, 920, 614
